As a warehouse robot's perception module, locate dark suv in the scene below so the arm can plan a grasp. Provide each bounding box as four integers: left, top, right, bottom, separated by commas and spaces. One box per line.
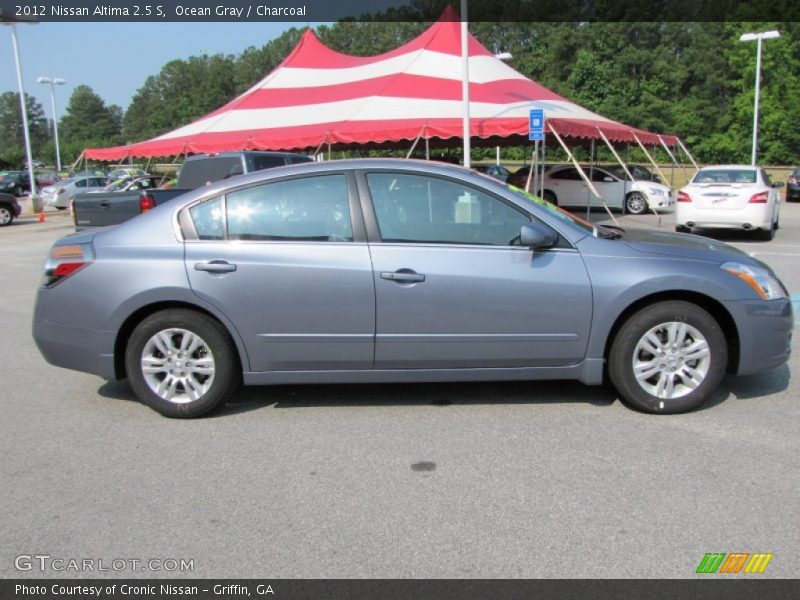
0, 192, 22, 226
786, 167, 800, 202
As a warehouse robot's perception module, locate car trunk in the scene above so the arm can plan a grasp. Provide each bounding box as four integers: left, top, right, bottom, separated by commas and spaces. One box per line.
690, 183, 757, 210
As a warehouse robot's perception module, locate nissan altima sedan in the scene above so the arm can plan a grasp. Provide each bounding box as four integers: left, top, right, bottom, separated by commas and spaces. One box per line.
33, 159, 792, 418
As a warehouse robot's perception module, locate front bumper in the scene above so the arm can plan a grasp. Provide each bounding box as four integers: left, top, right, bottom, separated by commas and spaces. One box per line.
786, 183, 800, 200
723, 298, 793, 376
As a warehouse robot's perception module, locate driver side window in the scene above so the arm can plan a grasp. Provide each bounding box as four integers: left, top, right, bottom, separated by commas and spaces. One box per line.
366, 172, 530, 246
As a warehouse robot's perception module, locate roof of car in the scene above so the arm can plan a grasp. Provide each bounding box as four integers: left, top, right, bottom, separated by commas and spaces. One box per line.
697, 165, 758, 170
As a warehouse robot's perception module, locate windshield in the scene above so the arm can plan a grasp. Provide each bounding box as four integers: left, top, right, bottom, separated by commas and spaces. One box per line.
103, 179, 129, 192
692, 169, 756, 184
506, 185, 595, 234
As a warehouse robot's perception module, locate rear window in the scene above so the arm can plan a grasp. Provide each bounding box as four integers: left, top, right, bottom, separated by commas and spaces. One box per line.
178, 156, 242, 189
692, 169, 756, 184
249, 155, 286, 171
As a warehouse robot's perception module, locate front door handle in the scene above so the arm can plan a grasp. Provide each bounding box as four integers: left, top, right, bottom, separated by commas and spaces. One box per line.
380, 269, 425, 283
194, 260, 237, 273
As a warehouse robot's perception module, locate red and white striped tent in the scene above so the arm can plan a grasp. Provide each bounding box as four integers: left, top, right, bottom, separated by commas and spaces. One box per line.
85, 9, 677, 161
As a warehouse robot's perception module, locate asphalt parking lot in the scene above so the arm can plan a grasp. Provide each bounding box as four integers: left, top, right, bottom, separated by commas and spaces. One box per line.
0, 207, 798, 579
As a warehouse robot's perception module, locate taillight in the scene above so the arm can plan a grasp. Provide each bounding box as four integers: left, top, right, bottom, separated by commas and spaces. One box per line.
749, 191, 768, 203
42, 244, 93, 287
139, 193, 155, 213
677, 191, 692, 202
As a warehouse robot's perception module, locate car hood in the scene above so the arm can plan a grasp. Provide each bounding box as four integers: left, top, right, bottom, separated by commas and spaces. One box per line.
622, 228, 754, 264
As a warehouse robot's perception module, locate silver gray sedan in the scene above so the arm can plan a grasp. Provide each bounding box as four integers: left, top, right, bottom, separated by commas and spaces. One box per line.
33, 159, 793, 418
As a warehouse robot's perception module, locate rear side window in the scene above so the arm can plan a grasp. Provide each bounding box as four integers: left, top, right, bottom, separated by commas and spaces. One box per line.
226, 174, 352, 242
189, 196, 224, 240
287, 155, 314, 164
249, 155, 287, 171
550, 168, 582, 181
179, 157, 242, 189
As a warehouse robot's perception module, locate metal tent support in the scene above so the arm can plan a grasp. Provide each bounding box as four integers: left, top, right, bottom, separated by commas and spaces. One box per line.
525, 142, 537, 192
586, 139, 595, 221
657, 135, 691, 191
676, 138, 700, 172
69, 151, 85, 173
548, 124, 619, 225
311, 137, 326, 160
631, 132, 669, 186
405, 126, 427, 159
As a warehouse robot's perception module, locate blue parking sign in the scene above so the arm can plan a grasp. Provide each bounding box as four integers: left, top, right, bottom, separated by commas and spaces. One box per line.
529, 109, 544, 141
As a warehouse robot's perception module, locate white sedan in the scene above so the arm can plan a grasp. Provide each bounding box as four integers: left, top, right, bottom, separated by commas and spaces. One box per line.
675, 165, 782, 240
541, 165, 674, 214
41, 175, 109, 209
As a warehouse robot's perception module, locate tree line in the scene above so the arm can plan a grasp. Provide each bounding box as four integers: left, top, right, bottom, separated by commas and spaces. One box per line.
1, 20, 797, 169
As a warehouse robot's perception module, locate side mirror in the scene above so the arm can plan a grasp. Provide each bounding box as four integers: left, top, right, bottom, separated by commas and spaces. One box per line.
520, 222, 558, 250
773, 181, 784, 188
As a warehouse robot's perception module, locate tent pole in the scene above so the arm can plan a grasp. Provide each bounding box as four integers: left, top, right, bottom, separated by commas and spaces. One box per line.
327, 137, 331, 161
405, 127, 425, 159
496, 145, 500, 166
676, 138, 700, 172
144, 157, 152, 173
631, 133, 669, 186
597, 129, 660, 224
425, 137, 430, 160
657, 135, 688, 190
548, 124, 619, 225
525, 144, 536, 192
586, 139, 595, 221
460, 0, 471, 169
69, 151, 84, 173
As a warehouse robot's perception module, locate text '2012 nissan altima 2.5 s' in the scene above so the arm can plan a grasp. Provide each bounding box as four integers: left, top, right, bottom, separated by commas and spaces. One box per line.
33, 159, 793, 418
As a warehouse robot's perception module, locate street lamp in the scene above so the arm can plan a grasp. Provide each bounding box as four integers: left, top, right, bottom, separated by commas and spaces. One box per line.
739, 30, 780, 165
37, 76, 66, 172
2, 10, 39, 197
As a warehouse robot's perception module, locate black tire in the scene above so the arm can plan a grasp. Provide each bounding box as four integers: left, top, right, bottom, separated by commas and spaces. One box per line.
625, 192, 648, 215
125, 309, 240, 418
542, 190, 558, 206
55, 206, 67, 211
0, 206, 14, 227
755, 223, 775, 241
608, 301, 727, 414
675, 225, 691, 233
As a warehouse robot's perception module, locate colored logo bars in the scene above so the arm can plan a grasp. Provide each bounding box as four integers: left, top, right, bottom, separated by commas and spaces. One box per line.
696, 552, 773, 574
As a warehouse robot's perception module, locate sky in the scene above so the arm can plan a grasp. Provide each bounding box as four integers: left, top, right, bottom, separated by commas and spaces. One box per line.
2, 21, 302, 121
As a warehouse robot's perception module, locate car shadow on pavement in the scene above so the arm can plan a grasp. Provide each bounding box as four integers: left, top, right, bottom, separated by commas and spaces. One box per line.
223, 380, 618, 415
697, 364, 791, 411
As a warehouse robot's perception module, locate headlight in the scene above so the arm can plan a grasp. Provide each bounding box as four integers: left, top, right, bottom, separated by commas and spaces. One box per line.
721, 262, 788, 300
648, 187, 666, 196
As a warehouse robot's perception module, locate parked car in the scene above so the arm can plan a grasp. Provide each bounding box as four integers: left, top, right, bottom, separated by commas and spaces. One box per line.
91, 176, 166, 194
73, 151, 313, 230
33, 159, 792, 418
107, 168, 149, 182
785, 166, 800, 202
0, 171, 28, 196
475, 164, 511, 182
41, 175, 109, 209
0, 192, 22, 226
531, 165, 674, 214
35, 170, 62, 188
675, 165, 783, 240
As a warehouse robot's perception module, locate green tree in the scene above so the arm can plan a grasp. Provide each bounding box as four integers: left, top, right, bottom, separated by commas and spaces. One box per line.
0, 91, 49, 167
59, 85, 122, 147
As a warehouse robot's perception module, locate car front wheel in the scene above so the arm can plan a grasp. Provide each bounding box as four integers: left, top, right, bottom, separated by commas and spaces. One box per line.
609, 301, 727, 414
0, 206, 14, 226
625, 192, 648, 215
125, 309, 240, 418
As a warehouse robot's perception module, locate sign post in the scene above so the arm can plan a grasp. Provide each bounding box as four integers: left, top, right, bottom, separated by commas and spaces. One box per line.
528, 109, 545, 195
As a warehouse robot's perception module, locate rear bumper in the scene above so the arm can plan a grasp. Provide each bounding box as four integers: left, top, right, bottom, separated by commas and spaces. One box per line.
33, 296, 117, 380
723, 298, 793, 376
676, 204, 773, 230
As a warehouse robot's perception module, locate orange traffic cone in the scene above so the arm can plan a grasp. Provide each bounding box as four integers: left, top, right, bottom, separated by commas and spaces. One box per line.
38, 210, 46, 223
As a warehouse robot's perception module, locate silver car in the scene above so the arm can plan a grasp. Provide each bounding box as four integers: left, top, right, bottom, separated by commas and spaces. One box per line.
42, 175, 109, 209
33, 159, 792, 418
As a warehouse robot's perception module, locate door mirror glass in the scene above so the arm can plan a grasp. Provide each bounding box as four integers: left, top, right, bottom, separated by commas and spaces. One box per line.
519, 222, 558, 249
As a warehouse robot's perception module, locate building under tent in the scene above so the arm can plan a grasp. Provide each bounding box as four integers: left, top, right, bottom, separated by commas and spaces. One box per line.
83, 8, 696, 218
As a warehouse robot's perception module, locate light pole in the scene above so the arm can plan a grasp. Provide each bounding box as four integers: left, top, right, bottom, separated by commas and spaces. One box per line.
739, 30, 780, 166
37, 76, 66, 172
460, 0, 470, 168
3, 19, 38, 196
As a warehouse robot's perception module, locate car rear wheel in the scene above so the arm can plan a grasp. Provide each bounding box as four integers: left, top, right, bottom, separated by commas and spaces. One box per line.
675, 225, 691, 233
755, 222, 775, 241
125, 309, 240, 418
542, 190, 558, 206
609, 301, 727, 414
625, 192, 648, 215
0, 206, 14, 226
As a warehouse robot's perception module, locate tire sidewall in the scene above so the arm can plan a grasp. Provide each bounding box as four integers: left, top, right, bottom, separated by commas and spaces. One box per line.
0, 206, 12, 226
125, 309, 239, 418
626, 192, 648, 215
609, 301, 727, 414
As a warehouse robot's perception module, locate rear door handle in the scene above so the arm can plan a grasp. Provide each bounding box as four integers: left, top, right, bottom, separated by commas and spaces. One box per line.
194, 260, 237, 273
99, 201, 110, 208
380, 270, 425, 283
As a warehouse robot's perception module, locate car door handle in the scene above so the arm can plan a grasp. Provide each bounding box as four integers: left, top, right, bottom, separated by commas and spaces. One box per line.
99, 201, 110, 208
380, 270, 425, 283
194, 260, 237, 273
